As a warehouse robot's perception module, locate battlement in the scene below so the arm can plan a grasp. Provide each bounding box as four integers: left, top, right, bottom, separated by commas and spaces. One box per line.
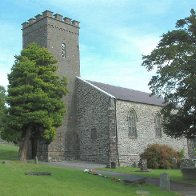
22, 10, 80, 29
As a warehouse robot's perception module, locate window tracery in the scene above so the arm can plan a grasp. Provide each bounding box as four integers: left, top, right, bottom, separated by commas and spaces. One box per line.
127, 109, 137, 138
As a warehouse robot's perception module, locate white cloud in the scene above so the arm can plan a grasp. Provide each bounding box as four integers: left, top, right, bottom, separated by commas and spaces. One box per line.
44, 0, 131, 9
0, 49, 15, 68
104, 26, 160, 55
0, 51, 14, 88
133, 36, 159, 55
0, 72, 9, 88
0, 20, 21, 88
79, 23, 159, 92
80, 45, 154, 92
136, 0, 172, 15
0, 0, 177, 91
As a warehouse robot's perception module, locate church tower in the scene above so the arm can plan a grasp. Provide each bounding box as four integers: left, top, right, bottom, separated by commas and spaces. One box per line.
22, 10, 80, 161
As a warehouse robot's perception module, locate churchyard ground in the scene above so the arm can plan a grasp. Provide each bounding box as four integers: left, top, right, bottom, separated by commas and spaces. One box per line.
101, 166, 196, 185
0, 143, 179, 196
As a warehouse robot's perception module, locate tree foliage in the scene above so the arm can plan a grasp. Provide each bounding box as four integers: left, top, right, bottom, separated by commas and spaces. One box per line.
142, 9, 196, 138
1, 43, 67, 160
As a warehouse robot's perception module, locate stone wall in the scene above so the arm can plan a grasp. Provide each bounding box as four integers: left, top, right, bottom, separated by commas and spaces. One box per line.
187, 138, 196, 158
116, 100, 188, 166
76, 78, 117, 165
22, 11, 80, 161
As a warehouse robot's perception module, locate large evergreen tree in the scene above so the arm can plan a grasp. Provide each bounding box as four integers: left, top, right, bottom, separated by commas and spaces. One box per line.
1, 43, 67, 160
142, 9, 196, 139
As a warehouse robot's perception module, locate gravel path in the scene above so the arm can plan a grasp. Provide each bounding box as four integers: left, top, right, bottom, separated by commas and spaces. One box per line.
41, 160, 106, 170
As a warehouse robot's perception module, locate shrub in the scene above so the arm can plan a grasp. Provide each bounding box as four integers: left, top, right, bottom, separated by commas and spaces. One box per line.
140, 144, 180, 169
178, 149, 185, 160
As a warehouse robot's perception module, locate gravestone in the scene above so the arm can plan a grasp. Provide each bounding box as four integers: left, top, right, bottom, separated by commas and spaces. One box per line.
171, 157, 177, 168
180, 159, 196, 180
139, 159, 148, 171
111, 162, 116, 169
160, 173, 170, 191
35, 156, 38, 164
180, 158, 196, 168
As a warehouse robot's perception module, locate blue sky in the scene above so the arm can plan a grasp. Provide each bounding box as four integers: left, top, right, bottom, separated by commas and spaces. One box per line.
0, 0, 195, 92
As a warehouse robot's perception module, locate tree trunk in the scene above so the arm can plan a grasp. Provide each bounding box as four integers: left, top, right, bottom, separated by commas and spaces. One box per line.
19, 128, 31, 161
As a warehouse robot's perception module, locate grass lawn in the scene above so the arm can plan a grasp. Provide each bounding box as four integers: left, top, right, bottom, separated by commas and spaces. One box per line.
101, 167, 196, 184
0, 144, 179, 196
0, 143, 19, 160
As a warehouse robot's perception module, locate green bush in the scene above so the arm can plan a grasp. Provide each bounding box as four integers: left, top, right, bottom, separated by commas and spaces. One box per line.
140, 144, 180, 169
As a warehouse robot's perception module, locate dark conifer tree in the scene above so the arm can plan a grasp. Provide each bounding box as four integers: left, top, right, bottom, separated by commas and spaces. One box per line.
1, 43, 67, 160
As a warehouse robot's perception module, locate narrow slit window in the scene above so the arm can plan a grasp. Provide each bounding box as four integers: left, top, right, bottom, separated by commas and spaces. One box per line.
91, 128, 97, 140
62, 43, 66, 58
155, 113, 162, 138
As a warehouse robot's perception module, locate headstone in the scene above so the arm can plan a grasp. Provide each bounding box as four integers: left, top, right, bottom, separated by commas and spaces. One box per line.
139, 159, 148, 171
111, 162, 116, 169
171, 157, 177, 168
35, 156, 38, 164
160, 173, 170, 191
180, 158, 196, 168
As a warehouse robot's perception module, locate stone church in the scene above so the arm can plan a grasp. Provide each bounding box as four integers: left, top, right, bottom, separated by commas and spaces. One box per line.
22, 10, 189, 167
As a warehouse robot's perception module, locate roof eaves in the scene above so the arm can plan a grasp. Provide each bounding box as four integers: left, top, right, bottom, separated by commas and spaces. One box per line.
116, 98, 164, 107
76, 77, 116, 99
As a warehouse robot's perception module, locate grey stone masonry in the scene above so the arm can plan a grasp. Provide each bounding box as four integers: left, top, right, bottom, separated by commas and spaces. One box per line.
187, 138, 196, 158
108, 99, 119, 167
22, 10, 80, 161
116, 100, 188, 166
76, 78, 118, 166
21, 11, 191, 165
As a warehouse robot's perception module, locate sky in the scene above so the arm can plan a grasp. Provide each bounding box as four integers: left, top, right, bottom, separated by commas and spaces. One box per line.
0, 0, 196, 92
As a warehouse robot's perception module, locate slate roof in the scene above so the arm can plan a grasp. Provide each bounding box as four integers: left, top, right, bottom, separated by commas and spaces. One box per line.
88, 80, 164, 106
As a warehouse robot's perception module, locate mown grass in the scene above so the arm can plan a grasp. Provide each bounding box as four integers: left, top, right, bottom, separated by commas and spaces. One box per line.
0, 143, 18, 160
0, 144, 179, 196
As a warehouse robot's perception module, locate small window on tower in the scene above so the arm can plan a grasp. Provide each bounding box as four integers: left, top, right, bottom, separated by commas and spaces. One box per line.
62, 43, 66, 58
91, 128, 97, 140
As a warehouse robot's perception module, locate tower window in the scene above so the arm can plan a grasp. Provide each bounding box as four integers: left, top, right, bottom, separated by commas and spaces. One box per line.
91, 128, 97, 140
127, 109, 137, 138
62, 43, 66, 58
155, 113, 162, 138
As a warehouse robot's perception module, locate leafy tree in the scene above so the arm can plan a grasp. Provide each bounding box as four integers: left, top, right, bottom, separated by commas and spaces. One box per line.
1, 43, 67, 160
142, 9, 196, 139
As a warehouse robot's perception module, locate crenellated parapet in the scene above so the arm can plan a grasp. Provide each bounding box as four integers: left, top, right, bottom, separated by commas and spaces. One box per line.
22, 10, 80, 29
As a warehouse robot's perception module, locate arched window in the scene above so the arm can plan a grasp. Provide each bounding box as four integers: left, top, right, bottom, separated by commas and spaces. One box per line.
155, 113, 162, 138
62, 43, 66, 58
127, 109, 137, 138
